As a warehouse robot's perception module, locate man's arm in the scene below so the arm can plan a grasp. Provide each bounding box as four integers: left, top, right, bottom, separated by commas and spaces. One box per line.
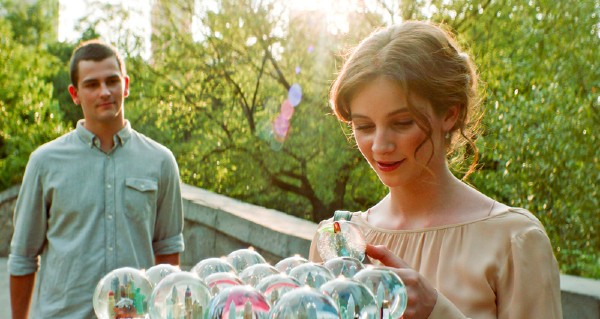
155, 252, 180, 266
10, 273, 36, 319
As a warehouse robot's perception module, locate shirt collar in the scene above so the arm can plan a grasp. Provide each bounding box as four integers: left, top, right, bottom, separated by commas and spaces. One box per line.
76, 120, 132, 148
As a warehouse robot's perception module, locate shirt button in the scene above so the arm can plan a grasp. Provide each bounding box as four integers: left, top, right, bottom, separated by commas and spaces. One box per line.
108, 246, 113, 251
107, 184, 112, 189
108, 215, 113, 220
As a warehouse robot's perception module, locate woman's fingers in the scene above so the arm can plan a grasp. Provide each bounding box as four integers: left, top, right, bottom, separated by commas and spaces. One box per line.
365, 244, 411, 268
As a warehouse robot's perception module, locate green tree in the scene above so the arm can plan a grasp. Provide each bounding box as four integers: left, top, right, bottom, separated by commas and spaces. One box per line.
0, 17, 68, 189
126, 0, 386, 221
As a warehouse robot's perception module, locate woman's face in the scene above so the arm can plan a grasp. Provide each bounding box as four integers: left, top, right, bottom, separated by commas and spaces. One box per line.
349, 77, 449, 188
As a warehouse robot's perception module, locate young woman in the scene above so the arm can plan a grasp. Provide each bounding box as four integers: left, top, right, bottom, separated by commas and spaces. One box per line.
309, 21, 562, 318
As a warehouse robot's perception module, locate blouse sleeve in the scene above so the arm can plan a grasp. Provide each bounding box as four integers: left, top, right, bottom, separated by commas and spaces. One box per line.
496, 227, 563, 318
428, 293, 469, 319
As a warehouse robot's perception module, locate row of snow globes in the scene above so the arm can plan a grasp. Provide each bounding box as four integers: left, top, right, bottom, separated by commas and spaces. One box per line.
93, 220, 408, 318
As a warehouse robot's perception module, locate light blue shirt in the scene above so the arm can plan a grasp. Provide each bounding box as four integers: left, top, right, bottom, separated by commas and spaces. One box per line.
9, 120, 184, 318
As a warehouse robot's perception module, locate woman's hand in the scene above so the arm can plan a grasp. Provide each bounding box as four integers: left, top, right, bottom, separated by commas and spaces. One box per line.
366, 244, 438, 319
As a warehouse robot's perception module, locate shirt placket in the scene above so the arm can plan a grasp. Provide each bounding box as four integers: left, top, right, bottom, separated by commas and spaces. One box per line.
105, 152, 117, 270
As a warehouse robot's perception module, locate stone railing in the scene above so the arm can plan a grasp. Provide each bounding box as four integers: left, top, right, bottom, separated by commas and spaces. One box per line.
1, 184, 599, 318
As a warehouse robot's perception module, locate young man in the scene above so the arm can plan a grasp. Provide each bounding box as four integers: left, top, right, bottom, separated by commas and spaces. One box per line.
8, 40, 184, 318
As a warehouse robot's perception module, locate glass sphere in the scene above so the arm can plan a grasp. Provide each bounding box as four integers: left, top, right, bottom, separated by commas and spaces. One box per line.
191, 257, 236, 280
93, 267, 153, 319
317, 220, 366, 262
353, 267, 408, 319
256, 274, 301, 306
269, 286, 339, 319
239, 263, 280, 287
207, 285, 270, 319
274, 255, 308, 274
204, 271, 244, 296
146, 264, 181, 287
323, 256, 365, 278
148, 271, 212, 319
320, 277, 378, 319
226, 248, 267, 273
288, 263, 334, 289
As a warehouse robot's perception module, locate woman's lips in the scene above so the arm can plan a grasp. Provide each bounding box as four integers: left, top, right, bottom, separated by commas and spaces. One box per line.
376, 160, 403, 172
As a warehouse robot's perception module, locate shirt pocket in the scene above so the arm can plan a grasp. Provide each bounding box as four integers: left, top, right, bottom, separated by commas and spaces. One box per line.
124, 177, 158, 222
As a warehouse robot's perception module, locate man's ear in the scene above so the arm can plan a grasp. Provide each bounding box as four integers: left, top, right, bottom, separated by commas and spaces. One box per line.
68, 84, 80, 105
123, 76, 130, 98
443, 104, 461, 132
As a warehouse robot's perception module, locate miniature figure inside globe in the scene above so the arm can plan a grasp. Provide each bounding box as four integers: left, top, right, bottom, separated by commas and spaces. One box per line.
353, 267, 408, 319
191, 257, 237, 280
147, 271, 212, 319
274, 255, 308, 274
317, 220, 366, 262
255, 274, 301, 306
320, 277, 378, 319
226, 248, 267, 273
323, 256, 365, 278
207, 285, 270, 319
93, 267, 153, 319
204, 271, 244, 295
239, 263, 279, 287
146, 264, 181, 287
288, 263, 335, 289
269, 287, 339, 319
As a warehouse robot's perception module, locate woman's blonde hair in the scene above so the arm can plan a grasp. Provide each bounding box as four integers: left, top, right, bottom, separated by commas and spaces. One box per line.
330, 21, 482, 178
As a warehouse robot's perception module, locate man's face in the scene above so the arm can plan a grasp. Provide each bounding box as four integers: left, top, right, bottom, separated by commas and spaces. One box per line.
68, 57, 129, 127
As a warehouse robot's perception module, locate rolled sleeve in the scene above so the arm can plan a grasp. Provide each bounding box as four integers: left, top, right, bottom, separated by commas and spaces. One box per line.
153, 152, 184, 254
153, 233, 184, 255
8, 254, 39, 276
9, 156, 47, 276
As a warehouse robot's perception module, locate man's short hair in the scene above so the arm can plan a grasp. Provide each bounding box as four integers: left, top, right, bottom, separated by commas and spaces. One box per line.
69, 39, 126, 87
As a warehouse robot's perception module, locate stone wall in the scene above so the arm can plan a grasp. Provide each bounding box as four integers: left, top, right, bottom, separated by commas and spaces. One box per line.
0, 185, 19, 257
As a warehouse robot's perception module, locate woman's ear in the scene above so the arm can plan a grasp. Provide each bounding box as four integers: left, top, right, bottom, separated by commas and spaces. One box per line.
443, 104, 461, 132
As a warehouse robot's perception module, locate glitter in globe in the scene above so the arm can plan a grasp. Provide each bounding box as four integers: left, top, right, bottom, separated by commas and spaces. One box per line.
148, 272, 212, 319
269, 286, 339, 319
204, 272, 243, 296
317, 220, 366, 262
207, 285, 270, 319
274, 255, 308, 274
256, 273, 301, 306
353, 267, 408, 319
226, 248, 267, 273
288, 83, 303, 107
288, 263, 335, 289
146, 264, 181, 287
93, 267, 153, 319
323, 256, 365, 278
320, 277, 378, 319
239, 263, 279, 287
191, 257, 236, 280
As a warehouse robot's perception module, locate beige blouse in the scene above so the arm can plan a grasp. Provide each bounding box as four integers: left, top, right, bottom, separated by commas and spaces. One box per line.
309, 207, 562, 319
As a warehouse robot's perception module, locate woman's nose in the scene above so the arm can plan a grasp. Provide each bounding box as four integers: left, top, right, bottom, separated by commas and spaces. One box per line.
372, 129, 395, 154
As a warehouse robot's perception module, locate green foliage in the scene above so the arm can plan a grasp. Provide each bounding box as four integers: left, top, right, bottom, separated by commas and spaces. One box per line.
0, 17, 68, 189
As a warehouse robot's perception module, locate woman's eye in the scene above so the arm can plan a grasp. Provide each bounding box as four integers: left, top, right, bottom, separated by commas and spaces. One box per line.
353, 124, 374, 131
394, 120, 414, 127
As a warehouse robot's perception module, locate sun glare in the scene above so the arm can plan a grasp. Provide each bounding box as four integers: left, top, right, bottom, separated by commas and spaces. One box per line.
288, 0, 361, 34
